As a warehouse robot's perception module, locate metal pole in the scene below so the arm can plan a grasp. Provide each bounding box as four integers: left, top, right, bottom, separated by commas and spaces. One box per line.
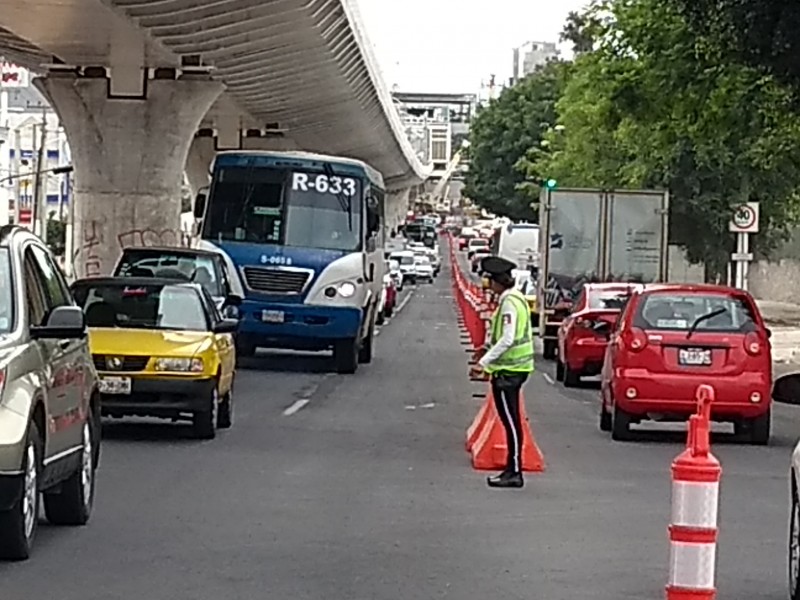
32, 109, 47, 241
10, 126, 19, 225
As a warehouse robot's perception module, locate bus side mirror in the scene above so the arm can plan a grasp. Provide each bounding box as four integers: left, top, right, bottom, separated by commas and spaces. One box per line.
194, 192, 207, 219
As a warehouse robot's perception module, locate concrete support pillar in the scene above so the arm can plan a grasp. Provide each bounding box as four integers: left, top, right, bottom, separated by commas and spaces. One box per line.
35, 75, 223, 277
185, 135, 216, 199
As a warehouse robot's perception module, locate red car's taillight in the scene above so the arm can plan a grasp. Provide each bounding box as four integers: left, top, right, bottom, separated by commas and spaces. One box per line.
622, 327, 647, 352
744, 331, 763, 356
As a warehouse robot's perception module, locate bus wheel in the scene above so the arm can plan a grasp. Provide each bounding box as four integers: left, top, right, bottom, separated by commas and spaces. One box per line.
358, 326, 374, 365
334, 338, 359, 374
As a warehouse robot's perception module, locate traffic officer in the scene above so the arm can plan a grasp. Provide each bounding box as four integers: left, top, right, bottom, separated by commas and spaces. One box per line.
469, 256, 535, 489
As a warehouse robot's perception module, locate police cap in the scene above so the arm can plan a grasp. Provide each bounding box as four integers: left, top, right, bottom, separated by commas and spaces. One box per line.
480, 256, 517, 281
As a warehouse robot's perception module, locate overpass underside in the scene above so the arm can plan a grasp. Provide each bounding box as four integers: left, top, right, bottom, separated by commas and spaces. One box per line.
0, 0, 429, 276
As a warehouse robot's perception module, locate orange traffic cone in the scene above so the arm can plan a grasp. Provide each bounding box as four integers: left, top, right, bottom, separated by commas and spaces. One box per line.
466, 395, 492, 451
469, 389, 545, 473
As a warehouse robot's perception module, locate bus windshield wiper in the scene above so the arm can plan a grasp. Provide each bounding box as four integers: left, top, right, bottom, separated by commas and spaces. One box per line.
323, 163, 353, 231
686, 307, 727, 339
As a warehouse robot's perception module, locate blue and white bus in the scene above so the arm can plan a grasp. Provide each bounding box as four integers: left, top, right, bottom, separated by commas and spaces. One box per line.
193, 151, 386, 374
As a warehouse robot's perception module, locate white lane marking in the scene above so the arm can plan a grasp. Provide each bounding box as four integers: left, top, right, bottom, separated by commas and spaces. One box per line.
283, 399, 310, 416
395, 290, 414, 315
542, 372, 554, 385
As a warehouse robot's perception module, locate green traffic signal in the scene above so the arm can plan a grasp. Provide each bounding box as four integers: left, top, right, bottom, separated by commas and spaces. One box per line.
544, 178, 558, 190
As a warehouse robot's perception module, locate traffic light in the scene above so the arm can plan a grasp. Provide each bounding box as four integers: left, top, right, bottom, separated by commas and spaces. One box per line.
544, 178, 558, 190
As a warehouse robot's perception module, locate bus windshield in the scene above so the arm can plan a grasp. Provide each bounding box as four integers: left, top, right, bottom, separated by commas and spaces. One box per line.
202, 166, 364, 252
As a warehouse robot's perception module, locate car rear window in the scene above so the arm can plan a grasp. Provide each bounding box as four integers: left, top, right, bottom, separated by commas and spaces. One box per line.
115, 250, 223, 297
588, 290, 632, 310
72, 283, 209, 331
633, 292, 758, 332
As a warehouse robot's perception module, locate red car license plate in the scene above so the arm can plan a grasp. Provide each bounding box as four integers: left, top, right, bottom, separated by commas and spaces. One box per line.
678, 348, 712, 366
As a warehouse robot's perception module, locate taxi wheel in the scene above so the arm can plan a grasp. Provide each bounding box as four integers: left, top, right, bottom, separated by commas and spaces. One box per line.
611, 404, 633, 441
217, 388, 233, 430
193, 385, 218, 440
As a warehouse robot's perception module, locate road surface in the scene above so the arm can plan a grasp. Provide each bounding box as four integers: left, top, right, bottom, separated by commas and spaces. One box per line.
0, 256, 796, 600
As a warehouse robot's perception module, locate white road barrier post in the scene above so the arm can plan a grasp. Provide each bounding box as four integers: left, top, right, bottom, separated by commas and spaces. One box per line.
666, 384, 720, 600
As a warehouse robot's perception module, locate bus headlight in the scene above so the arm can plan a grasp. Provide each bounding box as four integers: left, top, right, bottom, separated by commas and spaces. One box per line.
337, 282, 357, 297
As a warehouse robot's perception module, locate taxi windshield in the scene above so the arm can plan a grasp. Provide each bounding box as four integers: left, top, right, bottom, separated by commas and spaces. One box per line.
72, 283, 209, 332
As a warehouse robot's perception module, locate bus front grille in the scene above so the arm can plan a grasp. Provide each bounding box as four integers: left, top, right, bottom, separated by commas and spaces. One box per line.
243, 267, 311, 294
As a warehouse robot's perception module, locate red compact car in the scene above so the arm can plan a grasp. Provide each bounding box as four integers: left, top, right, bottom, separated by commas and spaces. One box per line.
599, 284, 772, 444
556, 283, 641, 387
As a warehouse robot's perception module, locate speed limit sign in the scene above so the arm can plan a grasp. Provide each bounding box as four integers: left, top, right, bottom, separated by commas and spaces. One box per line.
729, 202, 759, 233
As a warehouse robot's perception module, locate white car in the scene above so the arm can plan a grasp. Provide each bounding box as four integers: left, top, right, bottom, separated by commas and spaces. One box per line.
414, 255, 434, 283
424, 247, 441, 275
390, 251, 416, 284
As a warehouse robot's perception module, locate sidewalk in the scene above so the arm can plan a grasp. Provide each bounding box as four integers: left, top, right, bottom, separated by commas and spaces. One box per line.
757, 300, 800, 376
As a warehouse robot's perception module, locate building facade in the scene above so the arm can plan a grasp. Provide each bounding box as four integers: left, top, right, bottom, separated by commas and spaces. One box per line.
392, 92, 477, 211
0, 61, 71, 229
511, 41, 560, 84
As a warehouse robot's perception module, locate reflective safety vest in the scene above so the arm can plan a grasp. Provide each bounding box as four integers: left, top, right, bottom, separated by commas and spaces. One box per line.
485, 289, 535, 374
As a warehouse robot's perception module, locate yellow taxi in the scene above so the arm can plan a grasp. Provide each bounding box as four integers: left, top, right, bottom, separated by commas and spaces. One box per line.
70, 277, 238, 439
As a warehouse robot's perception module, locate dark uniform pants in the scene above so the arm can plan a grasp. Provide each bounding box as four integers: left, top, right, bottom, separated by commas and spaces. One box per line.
491, 371, 529, 473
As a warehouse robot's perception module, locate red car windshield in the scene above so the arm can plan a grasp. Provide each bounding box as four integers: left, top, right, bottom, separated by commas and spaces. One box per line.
633, 292, 758, 333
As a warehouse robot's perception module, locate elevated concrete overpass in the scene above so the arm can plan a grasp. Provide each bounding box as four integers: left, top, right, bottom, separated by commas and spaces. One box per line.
0, 0, 430, 275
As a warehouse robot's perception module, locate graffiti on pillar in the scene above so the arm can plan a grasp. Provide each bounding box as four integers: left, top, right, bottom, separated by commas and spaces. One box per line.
73, 220, 103, 277
117, 228, 188, 249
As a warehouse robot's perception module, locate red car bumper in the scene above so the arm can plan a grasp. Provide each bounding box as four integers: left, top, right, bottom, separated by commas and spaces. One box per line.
611, 369, 771, 420
565, 338, 608, 375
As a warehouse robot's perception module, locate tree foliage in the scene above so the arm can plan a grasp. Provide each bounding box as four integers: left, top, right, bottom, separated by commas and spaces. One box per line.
668, 0, 800, 93
464, 61, 572, 221
525, 0, 800, 276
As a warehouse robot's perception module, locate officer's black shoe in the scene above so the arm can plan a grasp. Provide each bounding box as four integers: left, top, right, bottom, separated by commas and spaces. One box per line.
487, 471, 524, 488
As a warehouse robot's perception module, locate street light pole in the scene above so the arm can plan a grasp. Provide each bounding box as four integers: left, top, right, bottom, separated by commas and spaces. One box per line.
32, 108, 47, 242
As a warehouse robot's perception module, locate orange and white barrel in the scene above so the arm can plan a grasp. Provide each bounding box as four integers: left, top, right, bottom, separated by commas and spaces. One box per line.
666, 386, 720, 600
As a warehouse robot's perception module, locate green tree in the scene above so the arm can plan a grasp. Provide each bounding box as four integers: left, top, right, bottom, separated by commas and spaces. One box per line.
530, 0, 800, 278
463, 60, 572, 221
668, 0, 800, 93
46, 211, 66, 257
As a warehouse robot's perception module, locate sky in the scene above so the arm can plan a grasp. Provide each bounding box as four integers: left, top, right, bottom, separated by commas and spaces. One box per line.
356, 0, 590, 94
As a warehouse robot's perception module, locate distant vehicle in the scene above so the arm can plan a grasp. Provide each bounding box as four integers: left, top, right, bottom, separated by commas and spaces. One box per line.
193, 150, 385, 374
600, 284, 771, 444
403, 221, 437, 248
0, 226, 100, 561
471, 249, 491, 273
556, 283, 641, 387
113, 246, 242, 317
537, 188, 669, 361
467, 238, 489, 260
490, 223, 540, 270
414, 255, 435, 283
390, 251, 416, 284
71, 278, 238, 439
458, 227, 477, 250
512, 268, 538, 319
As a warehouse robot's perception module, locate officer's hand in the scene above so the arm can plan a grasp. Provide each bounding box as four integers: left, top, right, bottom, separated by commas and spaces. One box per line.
469, 365, 484, 379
